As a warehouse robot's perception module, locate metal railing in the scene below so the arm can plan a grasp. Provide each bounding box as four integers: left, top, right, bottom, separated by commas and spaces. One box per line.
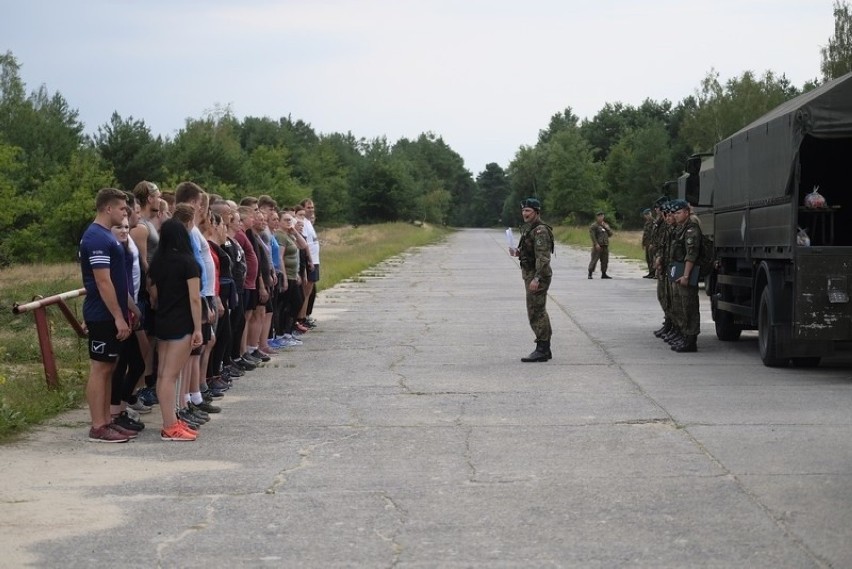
12, 289, 87, 388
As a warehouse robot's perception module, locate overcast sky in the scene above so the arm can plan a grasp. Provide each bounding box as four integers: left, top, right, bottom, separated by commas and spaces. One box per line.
1, 0, 833, 174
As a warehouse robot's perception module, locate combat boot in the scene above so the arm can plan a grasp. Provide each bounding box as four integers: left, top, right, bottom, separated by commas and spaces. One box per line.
588, 271, 593, 279
521, 341, 551, 362
674, 335, 697, 353
665, 330, 683, 345
653, 322, 671, 338
601, 273, 612, 279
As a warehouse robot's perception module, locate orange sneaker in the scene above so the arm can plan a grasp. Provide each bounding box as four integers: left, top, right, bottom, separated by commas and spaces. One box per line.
161, 422, 197, 441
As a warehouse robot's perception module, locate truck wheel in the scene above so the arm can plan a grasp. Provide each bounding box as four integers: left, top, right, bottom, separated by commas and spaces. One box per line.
712, 286, 742, 341
758, 288, 788, 367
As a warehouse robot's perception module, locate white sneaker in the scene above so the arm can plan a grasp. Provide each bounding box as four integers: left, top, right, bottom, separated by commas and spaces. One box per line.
130, 399, 152, 414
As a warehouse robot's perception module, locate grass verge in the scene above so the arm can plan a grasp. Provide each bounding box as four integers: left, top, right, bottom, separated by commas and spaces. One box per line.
553, 227, 645, 261
0, 222, 450, 442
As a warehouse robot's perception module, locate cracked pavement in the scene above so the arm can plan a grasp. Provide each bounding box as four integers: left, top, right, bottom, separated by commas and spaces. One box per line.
2, 228, 852, 567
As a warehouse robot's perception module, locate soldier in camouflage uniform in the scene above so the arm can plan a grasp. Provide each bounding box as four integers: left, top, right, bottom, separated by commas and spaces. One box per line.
588, 211, 613, 279
650, 197, 673, 339
668, 199, 702, 353
641, 208, 654, 278
510, 198, 554, 362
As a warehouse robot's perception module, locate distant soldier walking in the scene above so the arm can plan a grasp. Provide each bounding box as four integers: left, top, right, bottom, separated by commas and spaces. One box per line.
588, 211, 613, 279
510, 198, 554, 362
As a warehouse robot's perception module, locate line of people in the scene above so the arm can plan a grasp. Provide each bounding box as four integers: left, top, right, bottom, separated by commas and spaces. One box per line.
78, 182, 321, 442
647, 196, 703, 353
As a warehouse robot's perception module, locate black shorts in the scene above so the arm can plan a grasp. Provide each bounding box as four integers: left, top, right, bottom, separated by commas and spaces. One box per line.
244, 288, 259, 311
86, 320, 122, 363
307, 264, 320, 283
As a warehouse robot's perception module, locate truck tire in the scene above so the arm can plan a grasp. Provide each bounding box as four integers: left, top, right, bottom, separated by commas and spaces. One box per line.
758, 288, 788, 367
712, 284, 742, 341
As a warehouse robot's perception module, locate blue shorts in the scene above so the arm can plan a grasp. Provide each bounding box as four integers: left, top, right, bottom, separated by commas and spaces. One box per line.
307, 265, 320, 283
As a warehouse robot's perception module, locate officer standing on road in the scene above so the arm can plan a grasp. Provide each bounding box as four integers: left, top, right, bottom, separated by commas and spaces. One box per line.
668, 199, 702, 353
588, 211, 613, 279
509, 198, 554, 362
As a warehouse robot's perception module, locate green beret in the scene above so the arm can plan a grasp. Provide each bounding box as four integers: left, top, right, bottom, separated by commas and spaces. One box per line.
521, 198, 541, 211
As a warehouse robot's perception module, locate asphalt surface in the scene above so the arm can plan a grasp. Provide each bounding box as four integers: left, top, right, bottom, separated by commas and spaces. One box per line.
2, 228, 852, 568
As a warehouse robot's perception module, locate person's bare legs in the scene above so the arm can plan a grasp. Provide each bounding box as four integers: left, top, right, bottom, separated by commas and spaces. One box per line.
156, 337, 191, 429
87, 360, 115, 429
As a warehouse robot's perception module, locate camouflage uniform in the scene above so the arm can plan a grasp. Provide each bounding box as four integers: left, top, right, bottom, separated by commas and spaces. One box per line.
518, 219, 553, 343
651, 214, 672, 325
588, 220, 612, 277
670, 218, 702, 339
641, 215, 655, 275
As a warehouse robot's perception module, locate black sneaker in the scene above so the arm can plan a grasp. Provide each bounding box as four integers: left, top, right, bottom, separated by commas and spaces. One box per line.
196, 400, 221, 413
187, 403, 210, 423
251, 349, 271, 362
234, 357, 256, 371
113, 410, 145, 431
227, 365, 244, 378
242, 352, 262, 365
178, 408, 204, 428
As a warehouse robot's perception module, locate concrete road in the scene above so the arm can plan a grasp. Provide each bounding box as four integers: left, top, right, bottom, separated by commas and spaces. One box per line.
2, 228, 851, 568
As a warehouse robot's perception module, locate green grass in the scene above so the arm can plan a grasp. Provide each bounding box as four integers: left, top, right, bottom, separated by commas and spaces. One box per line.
0, 222, 451, 442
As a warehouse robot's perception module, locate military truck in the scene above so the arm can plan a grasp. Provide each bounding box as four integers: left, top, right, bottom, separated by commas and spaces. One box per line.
682, 71, 852, 367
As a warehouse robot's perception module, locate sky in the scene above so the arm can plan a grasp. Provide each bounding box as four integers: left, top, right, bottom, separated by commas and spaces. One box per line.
0, 0, 834, 174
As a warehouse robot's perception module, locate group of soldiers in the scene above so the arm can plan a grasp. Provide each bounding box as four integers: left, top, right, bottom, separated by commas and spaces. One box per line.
510, 195, 704, 363
644, 196, 704, 353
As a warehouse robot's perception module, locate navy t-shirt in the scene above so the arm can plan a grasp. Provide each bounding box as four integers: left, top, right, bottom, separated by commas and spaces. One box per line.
79, 222, 129, 323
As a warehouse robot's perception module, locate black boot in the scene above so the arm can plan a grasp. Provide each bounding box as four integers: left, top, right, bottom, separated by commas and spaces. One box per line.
588, 271, 593, 279
521, 341, 552, 362
665, 331, 683, 345
653, 322, 671, 337
675, 335, 697, 353
601, 273, 612, 279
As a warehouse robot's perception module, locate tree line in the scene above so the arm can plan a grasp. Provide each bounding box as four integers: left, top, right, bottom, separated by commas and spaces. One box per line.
0, 1, 849, 265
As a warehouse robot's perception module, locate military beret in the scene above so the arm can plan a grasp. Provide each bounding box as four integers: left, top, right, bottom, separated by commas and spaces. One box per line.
654, 195, 670, 206
669, 199, 689, 212
641, 208, 651, 215
596, 210, 605, 216
521, 197, 541, 211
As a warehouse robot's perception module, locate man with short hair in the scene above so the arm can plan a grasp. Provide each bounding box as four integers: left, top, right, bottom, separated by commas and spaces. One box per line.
79, 188, 135, 442
588, 211, 613, 279
510, 198, 554, 362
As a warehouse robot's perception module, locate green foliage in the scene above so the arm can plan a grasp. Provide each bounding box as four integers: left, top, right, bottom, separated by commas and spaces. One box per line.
92, 112, 166, 190
604, 122, 675, 228
678, 69, 800, 152
472, 163, 511, 226
821, 1, 852, 81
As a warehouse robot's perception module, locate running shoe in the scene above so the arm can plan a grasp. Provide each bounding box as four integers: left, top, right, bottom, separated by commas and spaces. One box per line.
137, 387, 159, 406
88, 425, 130, 443
161, 422, 197, 441
250, 349, 271, 362
129, 399, 152, 414
108, 422, 139, 439
195, 400, 221, 413
113, 410, 145, 432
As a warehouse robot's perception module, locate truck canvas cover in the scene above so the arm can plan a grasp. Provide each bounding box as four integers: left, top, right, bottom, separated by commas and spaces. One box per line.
714, 71, 852, 209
